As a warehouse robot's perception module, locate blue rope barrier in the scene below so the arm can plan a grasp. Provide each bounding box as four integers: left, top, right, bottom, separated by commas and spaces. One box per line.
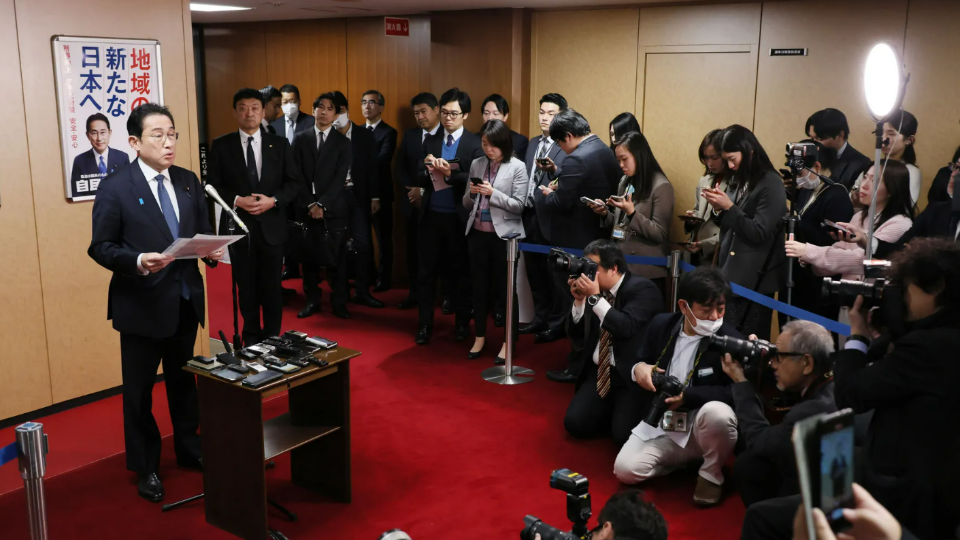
0, 441, 17, 467
519, 243, 852, 336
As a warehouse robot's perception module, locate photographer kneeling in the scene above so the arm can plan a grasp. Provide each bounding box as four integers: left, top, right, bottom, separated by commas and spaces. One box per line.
725, 320, 837, 508
614, 267, 741, 507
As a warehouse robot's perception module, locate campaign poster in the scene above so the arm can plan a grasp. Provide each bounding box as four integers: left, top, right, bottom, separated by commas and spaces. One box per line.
52, 36, 163, 201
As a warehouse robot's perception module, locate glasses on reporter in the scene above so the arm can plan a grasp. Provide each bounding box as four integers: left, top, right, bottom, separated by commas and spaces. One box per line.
440, 110, 462, 118
769, 352, 805, 365
948, 162, 960, 172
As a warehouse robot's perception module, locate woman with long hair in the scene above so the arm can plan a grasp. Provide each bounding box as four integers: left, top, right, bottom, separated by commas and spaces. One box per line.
702, 124, 787, 340
684, 129, 731, 264
609, 112, 641, 148
853, 109, 920, 206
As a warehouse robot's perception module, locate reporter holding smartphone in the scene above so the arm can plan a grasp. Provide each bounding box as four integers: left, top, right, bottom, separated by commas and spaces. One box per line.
589, 131, 673, 293
462, 120, 529, 361
684, 129, 731, 264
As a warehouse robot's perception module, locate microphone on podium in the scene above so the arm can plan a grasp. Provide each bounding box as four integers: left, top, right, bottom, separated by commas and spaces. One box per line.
203, 183, 249, 234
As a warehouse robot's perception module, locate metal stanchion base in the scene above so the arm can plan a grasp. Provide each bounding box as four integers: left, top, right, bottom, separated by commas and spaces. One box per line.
481, 365, 535, 385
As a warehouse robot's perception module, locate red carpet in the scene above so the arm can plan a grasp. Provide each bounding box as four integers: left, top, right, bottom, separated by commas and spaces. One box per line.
0, 265, 745, 539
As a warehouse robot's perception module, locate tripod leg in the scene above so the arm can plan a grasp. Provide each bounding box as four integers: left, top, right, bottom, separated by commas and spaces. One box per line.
161, 493, 205, 512
268, 498, 298, 521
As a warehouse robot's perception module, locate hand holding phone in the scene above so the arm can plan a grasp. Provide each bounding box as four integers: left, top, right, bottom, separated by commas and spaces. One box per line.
470, 177, 483, 185
580, 196, 603, 206
822, 220, 851, 235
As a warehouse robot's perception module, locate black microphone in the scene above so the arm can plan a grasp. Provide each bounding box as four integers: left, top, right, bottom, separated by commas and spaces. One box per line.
218, 330, 233, 354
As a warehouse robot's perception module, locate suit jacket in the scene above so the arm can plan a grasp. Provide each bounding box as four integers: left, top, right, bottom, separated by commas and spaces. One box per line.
833, 309, 960, 539
71, 147, 130, 186
291, 127, 352, 224
794, 183, 854, 249
88, 159, 213, 339
689, 174, 729, 260
874, 200, 959, 259
604, 173, 674, 280
510, 130, 529, 161
636, 312, 743, 409
260, 121, 276, 135
270, 110, 313, 143
567, 272, 664, 389
370, 121, 398, 203
522, 134, 567, 243
394, 127, 428, 218
417, 129, 483, 222
544, 135, 621, 249
717, 169, 788, 294
461, 156, 529, 238
206, 131, 302, 246
346, 123, 379, 204
926, 165, 953, 205
832, 143, 873, 190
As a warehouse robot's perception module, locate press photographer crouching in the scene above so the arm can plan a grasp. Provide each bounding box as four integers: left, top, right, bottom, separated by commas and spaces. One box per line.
614, 267, 741, 507
724, 320, 837, 508
741, 238, 960, 540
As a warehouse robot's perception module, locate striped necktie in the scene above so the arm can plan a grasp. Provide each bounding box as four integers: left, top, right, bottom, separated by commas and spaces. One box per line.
596, 291, 615, 398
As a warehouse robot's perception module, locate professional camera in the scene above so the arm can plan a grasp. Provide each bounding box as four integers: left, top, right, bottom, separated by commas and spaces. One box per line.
821, 277, 891, 309
642, 372, 685, 427
548, 248, 598, 281
785, 142, 819, 173
520, 469, 592, 540
708, 334, 778, 371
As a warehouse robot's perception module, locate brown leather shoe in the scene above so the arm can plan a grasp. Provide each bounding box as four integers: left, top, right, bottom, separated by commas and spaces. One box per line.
692, 476, 722, 507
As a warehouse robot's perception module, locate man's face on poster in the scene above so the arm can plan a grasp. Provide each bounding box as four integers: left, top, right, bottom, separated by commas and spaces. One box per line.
87, 119, 111, 153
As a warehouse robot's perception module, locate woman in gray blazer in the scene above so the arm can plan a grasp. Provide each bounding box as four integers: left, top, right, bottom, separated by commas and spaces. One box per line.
703, 125, 787, 340
462, 120, 529, 361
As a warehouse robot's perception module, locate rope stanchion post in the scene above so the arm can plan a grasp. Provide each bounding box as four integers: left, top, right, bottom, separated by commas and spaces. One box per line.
668, 250, 682, 313
483, 235, 534, 385
16, 422, 49, 540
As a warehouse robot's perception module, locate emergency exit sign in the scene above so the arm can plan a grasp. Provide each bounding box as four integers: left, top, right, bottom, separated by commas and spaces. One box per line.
385, 17, 409, 36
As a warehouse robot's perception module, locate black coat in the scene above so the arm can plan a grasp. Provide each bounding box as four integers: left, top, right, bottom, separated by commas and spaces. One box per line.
523, 135, 567, 243
926, 165, 953, 205
206, 131, 302, 245
394, 126, 429, 218
270, 110, 313, 143
874, 200, 959, 259
71, 147, 130, 187
346, 123, 379, 204
291, 128, 352, 224
370, 121, 398, 203
566, 272, 664, 389
833, 309, 960, 539
417, 129, 483, 222
510, 129, 529, 161
794, 183, 854, 248
832, 143, 873, 190
544, 135, 621, 249
636, 312, 743, 409
88, 160, 214, 338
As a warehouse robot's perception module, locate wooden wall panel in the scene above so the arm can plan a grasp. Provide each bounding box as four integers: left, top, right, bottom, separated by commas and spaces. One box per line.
530, 8, 639, 144
15, 0, 202, 404
264, 19, 348, 111
901, 0, 960, 208
638, 3, 761, 47
201, 23, 267, 143
0, 0, 52, 419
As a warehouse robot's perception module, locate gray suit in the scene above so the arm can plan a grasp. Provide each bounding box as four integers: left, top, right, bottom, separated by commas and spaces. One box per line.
462, 156, 529, 238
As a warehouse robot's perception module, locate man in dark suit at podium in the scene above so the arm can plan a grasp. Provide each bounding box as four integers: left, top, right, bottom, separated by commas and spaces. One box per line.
88, 103, 224, 503
207, 88, 302, 346
71, 113, 130, 189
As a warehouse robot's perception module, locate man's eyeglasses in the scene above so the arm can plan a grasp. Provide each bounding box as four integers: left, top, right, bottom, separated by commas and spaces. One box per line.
146, 132, 179, 144
440, 110, 462, 118
948, 162, 960, 172
87, 129, 110, 138
770, 352, 805, 365
360, 100, 381, 107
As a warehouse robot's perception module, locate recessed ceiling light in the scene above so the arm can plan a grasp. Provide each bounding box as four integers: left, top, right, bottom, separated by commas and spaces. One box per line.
190, 3, 253, 12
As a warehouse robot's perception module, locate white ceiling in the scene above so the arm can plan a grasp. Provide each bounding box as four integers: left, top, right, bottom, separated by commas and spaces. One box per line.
190, 0, 698, 24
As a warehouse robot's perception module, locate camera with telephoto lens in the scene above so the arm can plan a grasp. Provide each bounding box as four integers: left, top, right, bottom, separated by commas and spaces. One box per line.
548, 248, 598, 281
520, 469, 592, 540
642, 372, 685, 427
708, 334, 778, 371
785, 142, 819, 173
821, 277, 889, 309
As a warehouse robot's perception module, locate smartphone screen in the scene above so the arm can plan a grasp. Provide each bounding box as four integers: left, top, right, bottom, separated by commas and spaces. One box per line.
817, 417, 855, 530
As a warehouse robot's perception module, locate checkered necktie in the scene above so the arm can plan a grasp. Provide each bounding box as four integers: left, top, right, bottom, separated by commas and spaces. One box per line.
596, 291, 615, 398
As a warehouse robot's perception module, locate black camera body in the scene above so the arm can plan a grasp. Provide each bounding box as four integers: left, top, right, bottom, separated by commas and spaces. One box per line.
708, 334, 778, 372
549, 248, 598, 281
520, 469, 592, 540
785, 142, 819, 173
821, 277, 905, 336
642, 373, 684, 427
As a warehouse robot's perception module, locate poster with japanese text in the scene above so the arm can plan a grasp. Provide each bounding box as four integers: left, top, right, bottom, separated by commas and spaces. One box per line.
52, 36, 163, 201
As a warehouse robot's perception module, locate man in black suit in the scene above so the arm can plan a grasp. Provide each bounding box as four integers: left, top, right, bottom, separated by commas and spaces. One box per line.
806, 108, 872, 190
88, 103, 224, 502
207, 88, 302, 346
480, 93, 529, 160
873, 167, 960, 258
520, 93, 569, 338
361, 90, 399, 292
291, 93, 352, 319
272, 84, 314, 282
394, 92, 442, 310
71, 113, 130, 193
613, 267, 741, 507
561, 240, 663, 447
331, 91, 384, 308
414, 87, 483, 345
260, 85, 282, 135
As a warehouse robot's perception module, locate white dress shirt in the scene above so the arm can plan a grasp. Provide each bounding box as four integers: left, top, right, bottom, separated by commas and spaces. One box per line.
94, 146, 110, 168
443, 126, 464, 146
632, 330, 704, 448
422, 123, 441, 143
571, 274, 625, 366
528, 136, 554, 180
240, 129, 262, 178
343, 123, 354, 186
365, 118, 381, 130
136, 159, 179, 274
315, 124, 333, 148
837, 141, 848, 159
285, 111, 301, 142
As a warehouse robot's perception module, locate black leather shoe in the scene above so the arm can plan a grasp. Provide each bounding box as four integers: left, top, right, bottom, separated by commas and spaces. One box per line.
520, 322, 546, 335
415, 326, 431, 345
281, 268, 300, 280
454, 324, 470, 341
467, 350, 483, 360
494, 313, 505, 328
177, 457, 203, 471
546, 369, 578, 384
397, 298, 417, 310
333, 305, 351, 319
137, 473, 164, 503
373, 280, 390, 293
282, 287, 298, 297
297, 303, 321, 318
441, 299, 454, 315
354, 294, 385, 308
534, 328, 564, 344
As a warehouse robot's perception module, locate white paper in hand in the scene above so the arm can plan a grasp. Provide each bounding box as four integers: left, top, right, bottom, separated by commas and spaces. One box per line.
162, 234, 244, 259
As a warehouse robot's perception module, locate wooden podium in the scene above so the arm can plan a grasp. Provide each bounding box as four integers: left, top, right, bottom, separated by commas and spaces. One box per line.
184, 346, 359, 540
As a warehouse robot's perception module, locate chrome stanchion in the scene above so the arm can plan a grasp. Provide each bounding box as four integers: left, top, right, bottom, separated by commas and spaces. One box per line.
668, 250, 682, 313
17, 422, 49, 540
482, 235, 534, 385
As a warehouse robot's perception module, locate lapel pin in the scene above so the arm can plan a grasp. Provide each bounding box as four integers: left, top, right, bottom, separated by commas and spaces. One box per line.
139, 198, 144, 205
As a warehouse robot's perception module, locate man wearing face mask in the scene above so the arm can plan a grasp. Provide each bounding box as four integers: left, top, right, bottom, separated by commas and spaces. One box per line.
272, 84, 314, 282
613, 267, 741, 507
780, 139, 853, 324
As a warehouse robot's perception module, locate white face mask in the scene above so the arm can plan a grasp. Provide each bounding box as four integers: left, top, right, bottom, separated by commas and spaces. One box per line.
796, 172, 819, 190
682, 301, 723, 337
334, 112, 350, 129
282, 103, 298, 119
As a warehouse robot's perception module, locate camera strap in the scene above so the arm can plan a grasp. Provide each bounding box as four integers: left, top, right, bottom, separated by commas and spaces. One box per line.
797, 183, 829, 217
651, 320, 708, 388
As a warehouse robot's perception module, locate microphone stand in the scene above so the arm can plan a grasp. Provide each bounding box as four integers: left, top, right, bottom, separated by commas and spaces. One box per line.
782, 171, 802, 319
227, 215, 243, 352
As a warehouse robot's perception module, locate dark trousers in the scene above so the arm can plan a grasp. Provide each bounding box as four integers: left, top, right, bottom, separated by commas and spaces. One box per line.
740, 494, 799, 540
564, 364, 648, 448
523, 219, 568, 330
302, 219, 349, 309
373, 200, 394, 287
347, 190, 374, 294
467, 229, 519, 340
119, 299, 201, 474
283, 201, 300, 276
418, 209, 471, 327
734, 451, 796, 508
404, 211, 419, 300
230, 227, 284, 346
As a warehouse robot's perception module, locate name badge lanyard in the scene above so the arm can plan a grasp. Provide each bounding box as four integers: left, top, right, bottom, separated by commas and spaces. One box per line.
651, 322, 707, 389
798, 183, 829, 217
